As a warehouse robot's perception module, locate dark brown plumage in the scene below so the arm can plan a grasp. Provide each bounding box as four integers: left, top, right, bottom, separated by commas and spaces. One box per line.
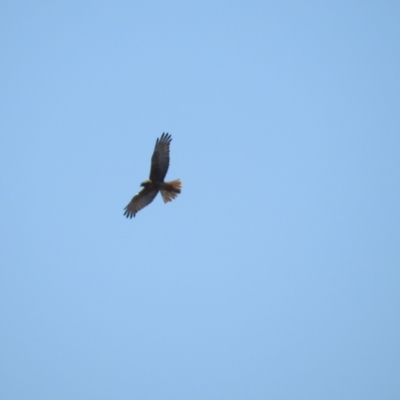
124, 133, 181, 218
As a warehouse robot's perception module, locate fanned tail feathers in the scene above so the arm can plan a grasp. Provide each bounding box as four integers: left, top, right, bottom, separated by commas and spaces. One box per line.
160, 179, 182, 203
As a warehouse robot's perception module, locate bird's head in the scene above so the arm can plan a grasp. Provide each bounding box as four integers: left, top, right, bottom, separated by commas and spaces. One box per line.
140, 179, 153, 188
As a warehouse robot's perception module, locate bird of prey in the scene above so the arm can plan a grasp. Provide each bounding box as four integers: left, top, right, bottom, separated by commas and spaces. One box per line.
124, 133, 181, 218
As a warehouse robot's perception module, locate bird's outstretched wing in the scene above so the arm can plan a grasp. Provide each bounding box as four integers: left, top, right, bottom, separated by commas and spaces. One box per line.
149, 132, 172, 182
123, 187, 158, 218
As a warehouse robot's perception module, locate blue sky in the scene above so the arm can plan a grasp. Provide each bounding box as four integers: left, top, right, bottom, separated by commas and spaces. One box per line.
1, 1, 399, 399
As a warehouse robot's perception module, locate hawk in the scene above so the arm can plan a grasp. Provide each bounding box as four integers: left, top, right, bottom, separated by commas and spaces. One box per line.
124, 133, 181, 218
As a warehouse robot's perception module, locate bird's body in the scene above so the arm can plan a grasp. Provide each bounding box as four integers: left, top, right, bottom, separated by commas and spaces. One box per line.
124, 133, 181, 218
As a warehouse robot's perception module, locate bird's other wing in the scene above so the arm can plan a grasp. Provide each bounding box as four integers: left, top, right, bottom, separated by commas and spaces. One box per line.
149, 132, 172, 182
123, 187, 158, 218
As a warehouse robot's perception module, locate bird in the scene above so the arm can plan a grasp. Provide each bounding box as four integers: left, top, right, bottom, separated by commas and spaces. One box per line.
123, 133, 181, 218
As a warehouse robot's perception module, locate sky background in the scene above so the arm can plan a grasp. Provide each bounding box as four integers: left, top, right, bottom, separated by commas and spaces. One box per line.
1, 1, 399, 399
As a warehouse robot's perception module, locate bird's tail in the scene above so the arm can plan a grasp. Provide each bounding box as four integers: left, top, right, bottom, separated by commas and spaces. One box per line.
160, 179, 182, 203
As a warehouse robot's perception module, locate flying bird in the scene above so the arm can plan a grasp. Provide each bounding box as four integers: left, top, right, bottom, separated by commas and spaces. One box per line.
124, 133, 181, 218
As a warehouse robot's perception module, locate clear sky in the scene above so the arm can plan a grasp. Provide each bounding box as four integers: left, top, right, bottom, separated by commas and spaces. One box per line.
1, 1, 399, 399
